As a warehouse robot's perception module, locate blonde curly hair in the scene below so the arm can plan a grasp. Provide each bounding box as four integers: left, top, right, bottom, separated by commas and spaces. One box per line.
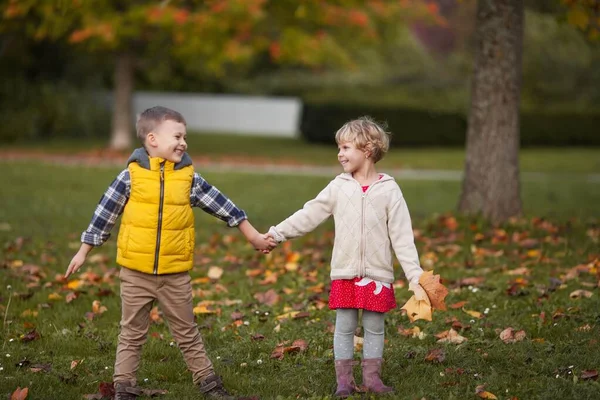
334, 116, 391, 163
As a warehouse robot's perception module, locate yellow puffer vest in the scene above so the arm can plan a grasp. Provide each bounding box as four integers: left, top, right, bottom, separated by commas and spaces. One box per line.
116, 149, 195, 274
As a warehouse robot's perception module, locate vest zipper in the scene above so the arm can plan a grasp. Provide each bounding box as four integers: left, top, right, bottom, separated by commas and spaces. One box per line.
153, 162, 165, 275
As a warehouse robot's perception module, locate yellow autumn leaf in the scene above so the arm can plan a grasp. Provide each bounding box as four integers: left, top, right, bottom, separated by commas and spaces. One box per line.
284, 262, 298, 271
401, 295, 432, 322
48, 292, 63, 301
193, 305, 217, 314
463, 308, 482, 318
92, 300, 107, 314
21, 309, 38, 318
353, 335, 363, 351
67, 280, 83, 290
276, 311, 300, 321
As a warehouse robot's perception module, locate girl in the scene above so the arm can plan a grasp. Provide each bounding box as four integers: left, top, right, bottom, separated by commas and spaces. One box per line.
268, 117, 428, 397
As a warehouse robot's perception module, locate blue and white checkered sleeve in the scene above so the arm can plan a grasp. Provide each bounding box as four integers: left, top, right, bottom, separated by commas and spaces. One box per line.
190, 173, 247, 227
81, 169, 130, 246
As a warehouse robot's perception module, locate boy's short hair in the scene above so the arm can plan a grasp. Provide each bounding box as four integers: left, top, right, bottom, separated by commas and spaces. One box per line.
136, 106, 187, 144
335, 116, 391, 163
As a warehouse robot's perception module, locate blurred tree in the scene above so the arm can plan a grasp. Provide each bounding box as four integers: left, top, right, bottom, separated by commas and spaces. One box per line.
458, 0, 599, 222
2, 0, 440, 150
458, 0, 524, 222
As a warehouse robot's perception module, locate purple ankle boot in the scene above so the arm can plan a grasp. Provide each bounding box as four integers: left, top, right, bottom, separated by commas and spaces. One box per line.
334, 359, 357, 398
361, 358, 394, 393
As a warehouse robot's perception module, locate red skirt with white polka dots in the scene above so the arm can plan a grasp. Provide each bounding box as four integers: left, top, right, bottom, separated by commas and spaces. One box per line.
329, 277, 397, 313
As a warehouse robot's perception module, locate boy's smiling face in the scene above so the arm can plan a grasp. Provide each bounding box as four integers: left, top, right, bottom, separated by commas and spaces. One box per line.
146, 119, 188, 163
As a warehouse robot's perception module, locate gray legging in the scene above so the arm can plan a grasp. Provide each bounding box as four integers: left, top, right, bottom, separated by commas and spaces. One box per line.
333, 308, 385, 360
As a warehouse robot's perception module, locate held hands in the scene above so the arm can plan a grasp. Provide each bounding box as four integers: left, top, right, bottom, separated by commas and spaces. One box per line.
250, 232, 278, 254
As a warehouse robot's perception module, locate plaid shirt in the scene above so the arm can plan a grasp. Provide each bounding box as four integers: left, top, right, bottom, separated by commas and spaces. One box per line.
82, 169, 247, 246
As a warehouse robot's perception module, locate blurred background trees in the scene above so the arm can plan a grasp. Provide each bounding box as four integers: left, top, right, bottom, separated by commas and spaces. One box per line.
1, 0, 599, 223
2, 1, 598, 146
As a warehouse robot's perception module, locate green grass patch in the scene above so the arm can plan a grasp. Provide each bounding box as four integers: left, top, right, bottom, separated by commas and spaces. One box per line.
0, 162, 599, 399
4, 133, 600, 173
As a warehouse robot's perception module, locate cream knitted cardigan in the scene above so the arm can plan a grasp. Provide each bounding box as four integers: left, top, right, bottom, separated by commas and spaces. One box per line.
269, 173, 423, 284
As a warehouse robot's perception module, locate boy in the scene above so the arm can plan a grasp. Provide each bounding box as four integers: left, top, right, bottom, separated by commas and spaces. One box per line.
65, 106, 275, 399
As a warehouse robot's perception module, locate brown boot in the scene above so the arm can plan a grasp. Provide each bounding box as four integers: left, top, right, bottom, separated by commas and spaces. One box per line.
361, 358, 394, 393
198, 374, 235, 399
114, 381, 142, 400
334, 359, 357, 398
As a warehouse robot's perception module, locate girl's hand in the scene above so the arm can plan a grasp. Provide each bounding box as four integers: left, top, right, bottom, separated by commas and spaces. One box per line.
409, 282, 428, 301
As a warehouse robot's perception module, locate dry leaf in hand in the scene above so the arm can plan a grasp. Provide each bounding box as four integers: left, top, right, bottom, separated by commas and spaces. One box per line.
419, 270, 449, 310
401, 295, 432, 322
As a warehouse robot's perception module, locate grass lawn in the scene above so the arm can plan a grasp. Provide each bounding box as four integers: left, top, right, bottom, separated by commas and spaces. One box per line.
0, 161, 599, 400
4, 133, 600, 174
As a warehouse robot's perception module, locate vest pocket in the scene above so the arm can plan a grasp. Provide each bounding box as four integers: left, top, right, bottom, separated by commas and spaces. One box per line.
186, 229, 195, 260
118, 225, 131, 258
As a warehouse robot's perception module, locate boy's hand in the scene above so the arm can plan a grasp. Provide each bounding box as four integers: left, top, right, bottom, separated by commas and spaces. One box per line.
65, 243, 93, 278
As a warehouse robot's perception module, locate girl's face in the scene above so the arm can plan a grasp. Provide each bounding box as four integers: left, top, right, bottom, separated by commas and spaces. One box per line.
337, 141, 369, 174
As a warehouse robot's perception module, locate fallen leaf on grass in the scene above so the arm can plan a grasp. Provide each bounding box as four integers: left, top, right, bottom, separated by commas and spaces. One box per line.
92, 300, 107, 314
150, 306, 163, 324
436, 328, 467, 344
398, 326, 422, 338
354, 335, 363, 352
449, 301, 467, 309
29, 363, 52, 373
419, 270, 449, 310
475, 384, 498, 399
207, 266, 223, 280
19, 329, 40, 342
10, 387, 28, 400
48, 292, 62, 301
424, 348, 445, 363
270, 339, 309, 360
254, 289, 279, 306
499, 327, 526, 344
463, 309, 482, 319
569, 289, 593, 299
193, 304, 219, 315
581, 369, 598, 381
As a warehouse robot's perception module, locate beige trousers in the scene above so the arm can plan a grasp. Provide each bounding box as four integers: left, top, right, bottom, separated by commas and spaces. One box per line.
113, 267, 213, 386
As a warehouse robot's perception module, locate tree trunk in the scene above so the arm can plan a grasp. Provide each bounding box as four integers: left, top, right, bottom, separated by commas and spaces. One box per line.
458, 0, 524, 223
109, 52, 134, 151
